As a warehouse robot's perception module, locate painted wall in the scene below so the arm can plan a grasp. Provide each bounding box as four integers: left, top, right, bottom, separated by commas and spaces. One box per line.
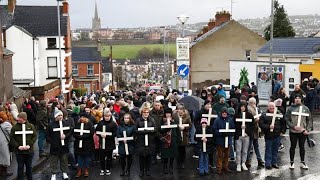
300, 59, 320, 80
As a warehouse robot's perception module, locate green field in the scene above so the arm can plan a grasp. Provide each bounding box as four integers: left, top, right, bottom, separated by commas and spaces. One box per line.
101, 44, 176, 59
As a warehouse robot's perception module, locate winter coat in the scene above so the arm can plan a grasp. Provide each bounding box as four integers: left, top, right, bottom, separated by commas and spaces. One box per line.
73, 121, 94, 155
149, 108, 164, 135
95, 119, 118, 151
10, 122, 37, 154
234, 111, 254, 140
194, 107, 217, 129
195, 125, 214, 152
129, 107, 140, 122
247, 105, 261, 139
276, 93, 290, 113
135, 116, 157, 156
0, 122, 12, 166
285, 104, 312, 134
117, 123, 137, 155
213, 115, 235, 147
160, 118, 181, 158
213, 102, 229, 115
289, 89, 306, 106
47, 120, 72, 155
65, 117, 75, 142
305, 89, 317, 111
173, 112, 192, 146
259, 110, 286, 139
35, 106, 48, 130
217, 89, 226, 99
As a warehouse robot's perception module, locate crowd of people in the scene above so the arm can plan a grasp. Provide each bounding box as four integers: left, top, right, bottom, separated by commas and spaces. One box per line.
0, 78, 318, 179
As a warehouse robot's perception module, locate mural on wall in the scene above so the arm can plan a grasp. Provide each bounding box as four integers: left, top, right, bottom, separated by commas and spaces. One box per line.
257, 65, 285, 99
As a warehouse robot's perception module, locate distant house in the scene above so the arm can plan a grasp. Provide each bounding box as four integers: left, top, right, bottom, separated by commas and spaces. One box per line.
72, 47, 103, 93
190, 11, 266, 90
0, 2, 73, 100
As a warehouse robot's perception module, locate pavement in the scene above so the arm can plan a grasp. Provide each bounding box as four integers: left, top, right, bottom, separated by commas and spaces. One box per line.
3, 113, 320, 180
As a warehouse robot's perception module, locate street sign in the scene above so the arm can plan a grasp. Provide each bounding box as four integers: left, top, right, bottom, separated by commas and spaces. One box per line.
177, 64, 189, 78
177, 60, 189, 66
179, 80, 188, 88
176, 38, 190, 60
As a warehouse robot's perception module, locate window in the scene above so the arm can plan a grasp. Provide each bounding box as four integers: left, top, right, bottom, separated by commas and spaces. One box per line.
47, 38, 57, 48
72, 64, 78, 76
87, 64, 94, 76
245, 50, 251, 60
47, 57, 58, 78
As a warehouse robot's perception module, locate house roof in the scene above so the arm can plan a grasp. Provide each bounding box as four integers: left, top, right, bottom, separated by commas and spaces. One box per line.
102, 59, 111, 73
72, 47, 101, 62
11, 25, 35, 38
3, 48, 14, 55
13, 86, 27, 99
257, 37, 320, 56
0, 5, 68, 37
190, 20, 232, 48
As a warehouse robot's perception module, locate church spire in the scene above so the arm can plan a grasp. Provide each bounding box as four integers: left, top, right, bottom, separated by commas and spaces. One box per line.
94, 0, 99, 19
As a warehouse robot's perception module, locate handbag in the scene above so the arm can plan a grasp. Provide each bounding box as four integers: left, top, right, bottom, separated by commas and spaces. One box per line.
0, 125, 13, 152
306, 136, 316, 148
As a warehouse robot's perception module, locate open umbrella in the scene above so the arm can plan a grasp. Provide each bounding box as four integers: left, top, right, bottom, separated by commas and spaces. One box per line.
178, 96, 204, 111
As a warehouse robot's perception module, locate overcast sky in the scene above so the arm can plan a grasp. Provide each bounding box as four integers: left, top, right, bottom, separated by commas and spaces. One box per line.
2, 0, 319, 28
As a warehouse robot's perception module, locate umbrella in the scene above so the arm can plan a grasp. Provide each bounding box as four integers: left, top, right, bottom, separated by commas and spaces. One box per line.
178, 96, 204, 111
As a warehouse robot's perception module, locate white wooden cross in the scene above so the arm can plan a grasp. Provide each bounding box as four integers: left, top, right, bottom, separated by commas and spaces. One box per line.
179, 117, 190, 142
292, 106, 309, 127
96, 125, 112, 149
254, 107, 261, 119
195, 127, 213, 152
161, 118, 178, 129
74, 123, 91, 148
138, 120, 154, 146
15, 124, 33, 147
219, 122, 235, 148
53, 120, 70, 146
117, 131, 134, 155
236, 112, 252, 137
202, 108, 217, 126
266, 107, 283, 132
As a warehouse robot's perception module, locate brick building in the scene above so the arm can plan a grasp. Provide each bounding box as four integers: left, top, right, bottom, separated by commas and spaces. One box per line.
72, 47, 103, 93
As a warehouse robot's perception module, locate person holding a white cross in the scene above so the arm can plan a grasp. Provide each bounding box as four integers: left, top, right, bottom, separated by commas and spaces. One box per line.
73, 113, 94, 178
259, 102, 286, 170
10, 112, 37, 180
285, 94, 312, 170
117, 113, 137, 176
47, 110, 72, 180
234, 102, 254, 172
95, 110, 117, 176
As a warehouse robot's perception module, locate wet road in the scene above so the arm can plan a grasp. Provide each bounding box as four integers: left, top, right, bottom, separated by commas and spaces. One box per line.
30, 114, 320, 180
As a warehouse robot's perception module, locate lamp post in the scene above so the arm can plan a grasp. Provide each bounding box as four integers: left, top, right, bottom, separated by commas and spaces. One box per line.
161, 27, 169, 86
177, 15, 189, 93
269, 0, 275, 97
57, 0, 63, 97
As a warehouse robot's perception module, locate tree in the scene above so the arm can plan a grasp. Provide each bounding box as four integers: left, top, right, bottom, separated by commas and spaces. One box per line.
80, 32, 90, 40
264, 0, 295, 40
238, 68, 249, 89
137, 47, 153, 59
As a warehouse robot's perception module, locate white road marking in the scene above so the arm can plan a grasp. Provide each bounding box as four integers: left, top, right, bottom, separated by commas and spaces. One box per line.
251, 165, 290, 180
297, 173, 320, 180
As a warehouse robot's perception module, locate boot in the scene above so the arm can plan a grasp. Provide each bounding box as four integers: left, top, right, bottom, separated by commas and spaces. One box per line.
75, 169, 82, 178
125, 169, 130, 176
84, 168, 89, 177
163, 163, 168, 174
169, 164, 173, 174
120, 170, 125, 176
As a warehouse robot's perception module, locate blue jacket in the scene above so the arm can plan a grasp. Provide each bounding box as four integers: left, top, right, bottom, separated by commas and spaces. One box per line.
217, 89, 226, 99
213, 115, 235, 146
116, 123, 137, 155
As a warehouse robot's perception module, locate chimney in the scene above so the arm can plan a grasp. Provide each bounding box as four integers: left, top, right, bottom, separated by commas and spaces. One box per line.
215, 10, 231, 27
97, 39, 101, 52
208, 19, 215, 31
202, 25, 209, 34
62, 0, 69, 17
8, 0, 16, 14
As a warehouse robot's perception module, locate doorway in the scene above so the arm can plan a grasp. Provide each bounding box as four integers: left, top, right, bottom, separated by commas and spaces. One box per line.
301, 72, 312, 83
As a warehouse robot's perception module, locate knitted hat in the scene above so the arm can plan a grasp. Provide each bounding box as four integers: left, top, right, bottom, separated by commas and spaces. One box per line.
294, 94, 303, 99
221, 107, 228, 114
54, 110, 63, 118
227, 108, 235, 115
18, 112, 27, 120
200, 118, 208, 124
0, 111, 8, 120
73, 106, 80, 114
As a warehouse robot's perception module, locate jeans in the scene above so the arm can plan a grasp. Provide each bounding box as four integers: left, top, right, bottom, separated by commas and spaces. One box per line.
16, 153, 34, 180
289, 132, 307, 162
229, 137, 235, 159
235, 136, 250, 165
199, 151, 208, 174
77, 154, 91, 168
265, 136, 281, 167
37, 130, 46, 153
209, 147, 217, 167
189, 123, 196, 144
50, 153, 69, 174
68, 141, 76, 168
247, 138, 263, 162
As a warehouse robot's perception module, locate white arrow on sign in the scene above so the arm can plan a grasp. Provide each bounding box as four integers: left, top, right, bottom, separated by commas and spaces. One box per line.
179, 66, 188, 76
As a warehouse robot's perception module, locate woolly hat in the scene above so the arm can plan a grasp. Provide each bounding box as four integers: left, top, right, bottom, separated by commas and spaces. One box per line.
0, 111, 8, 120
227, 108, 235, 116
54, 110, 63, 118
200, 118, 208, 124
294, 94, 303, 99
18, 112, 27, 120
221, 107, 228, 114
73, 106, 80, 114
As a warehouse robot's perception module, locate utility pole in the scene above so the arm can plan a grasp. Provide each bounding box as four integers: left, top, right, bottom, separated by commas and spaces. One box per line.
269, 0, 275, 97
57, 0, 63, 97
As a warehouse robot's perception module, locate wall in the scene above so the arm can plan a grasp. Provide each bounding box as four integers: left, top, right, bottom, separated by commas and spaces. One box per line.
190, 20, 266, 90
230, 60, 300, 98
299, 59, 320, 80
0, 55, 14, 102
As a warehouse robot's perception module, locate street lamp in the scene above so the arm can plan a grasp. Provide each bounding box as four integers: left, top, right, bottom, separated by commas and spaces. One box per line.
177, 15, 189, 38
160, 27, 169, 86
269, 0, 275, 97
57, 0, 63, 97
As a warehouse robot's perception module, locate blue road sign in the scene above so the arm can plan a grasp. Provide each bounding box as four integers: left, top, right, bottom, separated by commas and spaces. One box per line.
178, 64, 189, 78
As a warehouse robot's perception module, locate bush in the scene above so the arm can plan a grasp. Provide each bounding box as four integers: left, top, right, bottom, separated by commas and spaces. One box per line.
72, 88, 88, 97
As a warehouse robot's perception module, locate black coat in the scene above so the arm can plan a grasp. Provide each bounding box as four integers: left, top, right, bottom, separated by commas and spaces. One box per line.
47, 120, 73, 155
194, 108, 217, 129
73, 121, 94, 155
234, 111, 254, 140
135, 116, 157, 156
195, 126, 214, 153
95, 119, 118, 152
259, 110, 286, 139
